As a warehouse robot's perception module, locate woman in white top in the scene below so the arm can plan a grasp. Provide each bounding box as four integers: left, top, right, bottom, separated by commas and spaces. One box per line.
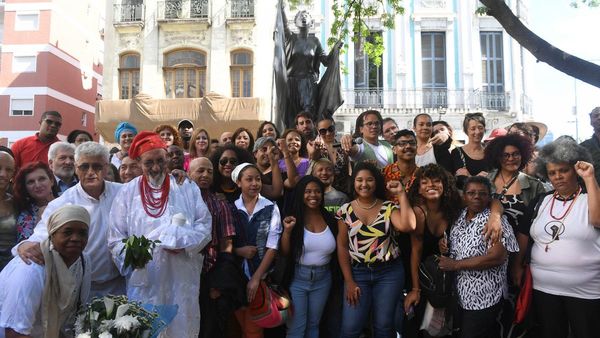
280, 175, 338, 338
0, 205, 91, 338
514, 137, 600, 338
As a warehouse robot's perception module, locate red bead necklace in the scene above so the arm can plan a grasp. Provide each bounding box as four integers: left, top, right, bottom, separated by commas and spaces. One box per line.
549, 187, 581, 220
139, 175, 170, 218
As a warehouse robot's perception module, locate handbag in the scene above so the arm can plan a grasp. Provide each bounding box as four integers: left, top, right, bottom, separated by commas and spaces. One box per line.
248, 280, 293, 328
419, 255, 454, 309
513, 264, 533, 324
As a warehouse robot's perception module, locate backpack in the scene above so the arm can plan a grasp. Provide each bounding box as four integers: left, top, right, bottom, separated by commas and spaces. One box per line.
419, 255, 454, 308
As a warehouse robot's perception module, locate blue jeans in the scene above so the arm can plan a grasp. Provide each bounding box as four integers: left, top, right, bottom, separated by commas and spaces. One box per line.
341, 259, 405, 338
287, 264, 332, 338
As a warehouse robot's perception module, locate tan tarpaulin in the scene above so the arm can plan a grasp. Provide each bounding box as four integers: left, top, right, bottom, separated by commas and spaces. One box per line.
96, 92, 264, 143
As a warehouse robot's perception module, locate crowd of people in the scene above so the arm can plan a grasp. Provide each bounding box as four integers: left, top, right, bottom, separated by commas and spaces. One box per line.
0, 107, 599, 338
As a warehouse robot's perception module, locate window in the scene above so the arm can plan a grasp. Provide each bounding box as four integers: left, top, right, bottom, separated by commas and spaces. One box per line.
230, 50, 253, 97
15, 13, 39, 31
421, 32, 447, 108
354, 31, 384, 107
11, 98, 34, 116
480, 31, 505, 110
119, 53, 140, 99
12, 55, 37, 73
163, 49, 206, 98
480, 31, 504, 93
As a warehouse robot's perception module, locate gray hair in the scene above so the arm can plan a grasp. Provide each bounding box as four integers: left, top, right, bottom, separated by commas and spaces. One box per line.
535, 135, 591, 180
48, 142, 75, 161
75, 142, 110, 163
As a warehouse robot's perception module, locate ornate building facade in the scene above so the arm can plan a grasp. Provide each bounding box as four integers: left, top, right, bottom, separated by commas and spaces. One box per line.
103, 0, 532, 136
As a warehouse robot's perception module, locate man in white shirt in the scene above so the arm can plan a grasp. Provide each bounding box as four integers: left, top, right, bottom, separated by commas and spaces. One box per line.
108, 131, 212, 337
14, 141, 125, 297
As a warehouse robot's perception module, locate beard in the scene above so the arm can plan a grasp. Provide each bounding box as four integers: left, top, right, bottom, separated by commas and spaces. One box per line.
147, 172, 166, 187
54, 167, 75, 180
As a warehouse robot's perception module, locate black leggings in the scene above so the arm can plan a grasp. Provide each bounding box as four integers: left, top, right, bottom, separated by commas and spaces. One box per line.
533, 290, 600, 338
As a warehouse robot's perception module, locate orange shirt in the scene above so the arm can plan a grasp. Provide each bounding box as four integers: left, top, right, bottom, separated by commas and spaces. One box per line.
382, 162, 417, 204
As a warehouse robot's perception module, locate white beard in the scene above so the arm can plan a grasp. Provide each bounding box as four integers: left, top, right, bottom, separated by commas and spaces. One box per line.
148, 173, 166, 187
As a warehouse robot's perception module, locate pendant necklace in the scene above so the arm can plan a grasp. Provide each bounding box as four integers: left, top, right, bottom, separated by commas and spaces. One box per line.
536, 187, 581, 252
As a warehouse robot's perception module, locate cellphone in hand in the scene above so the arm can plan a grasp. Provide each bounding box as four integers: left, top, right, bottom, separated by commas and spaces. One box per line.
406, 305, 415, 320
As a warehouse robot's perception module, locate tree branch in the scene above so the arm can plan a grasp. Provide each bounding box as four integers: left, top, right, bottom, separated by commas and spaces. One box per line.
480, 0, 600, 88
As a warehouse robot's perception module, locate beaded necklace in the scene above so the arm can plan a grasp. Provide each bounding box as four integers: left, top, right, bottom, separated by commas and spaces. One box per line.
139, 175, 170, 218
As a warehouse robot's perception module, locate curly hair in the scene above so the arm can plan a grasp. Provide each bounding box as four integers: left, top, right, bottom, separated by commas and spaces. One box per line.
483, 134, 534, 171
535, 136, 591, 180
209, 144, 255, 192
281, 129, 308, 158
351, 161, 387, 201
189, 128, 211, 158
232, 127, 255, 153
256, 121, 280, 139
408, 163, 462, 224
154, 124, 183, 148
13, 161, 59, 213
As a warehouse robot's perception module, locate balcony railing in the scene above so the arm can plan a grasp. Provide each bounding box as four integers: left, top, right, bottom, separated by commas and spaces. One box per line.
157, 0, 208, 20
113, 4, 144, 23
230, 0, 254, 18
342, 88, 511, 111
419, 0, 447, 8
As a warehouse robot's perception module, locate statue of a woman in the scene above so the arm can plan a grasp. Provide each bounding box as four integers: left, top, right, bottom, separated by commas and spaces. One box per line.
280, 5, 342, 129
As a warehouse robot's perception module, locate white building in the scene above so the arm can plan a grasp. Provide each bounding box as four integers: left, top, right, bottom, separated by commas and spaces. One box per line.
102, 0, 532, 136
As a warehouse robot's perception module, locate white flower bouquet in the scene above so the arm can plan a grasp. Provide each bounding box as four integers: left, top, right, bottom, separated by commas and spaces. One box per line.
75, 295, 166, 338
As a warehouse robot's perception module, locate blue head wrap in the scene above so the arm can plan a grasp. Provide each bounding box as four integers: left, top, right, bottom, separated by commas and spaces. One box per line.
114, 122, 138, 142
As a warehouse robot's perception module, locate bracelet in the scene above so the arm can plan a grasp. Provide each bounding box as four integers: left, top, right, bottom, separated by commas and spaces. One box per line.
412, 288, 421, 292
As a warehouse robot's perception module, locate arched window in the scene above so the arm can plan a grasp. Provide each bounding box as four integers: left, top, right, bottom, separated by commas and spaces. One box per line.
119, 53, 140, 99
163, 49, 207, 98
230, 50, 253, 97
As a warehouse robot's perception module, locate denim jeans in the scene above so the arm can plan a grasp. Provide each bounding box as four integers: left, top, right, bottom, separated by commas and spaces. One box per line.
286, 264, 332, 338
341, 259, 405, 338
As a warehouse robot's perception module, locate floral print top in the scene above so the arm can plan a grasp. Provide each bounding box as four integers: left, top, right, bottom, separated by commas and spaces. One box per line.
16, 204, 40, 242
336, 200, 400, 264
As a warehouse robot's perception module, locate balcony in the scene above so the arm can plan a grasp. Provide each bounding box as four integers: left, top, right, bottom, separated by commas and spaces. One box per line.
341, 88, 511, 111
157, 0, 208, 21
113, 4, 145, 31
419, 0, 447, 8
227, 0, 255, 28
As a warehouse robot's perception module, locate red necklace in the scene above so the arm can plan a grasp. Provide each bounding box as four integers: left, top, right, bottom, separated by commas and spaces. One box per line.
549, 187, 581, 220
139, 175, 170, 218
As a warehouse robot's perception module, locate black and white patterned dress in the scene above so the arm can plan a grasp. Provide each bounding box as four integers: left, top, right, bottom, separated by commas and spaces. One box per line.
449, 208, 519, 310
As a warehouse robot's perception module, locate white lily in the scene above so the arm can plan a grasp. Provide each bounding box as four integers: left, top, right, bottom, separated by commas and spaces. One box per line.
76, 333, 91, 338
103, 296, 115, 317
115, 304, 130, 319
99, 332, 113, 338
113, 315, 141, 333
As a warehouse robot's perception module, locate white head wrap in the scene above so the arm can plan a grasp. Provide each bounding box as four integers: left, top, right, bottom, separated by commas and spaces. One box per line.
231, 162, 253, 182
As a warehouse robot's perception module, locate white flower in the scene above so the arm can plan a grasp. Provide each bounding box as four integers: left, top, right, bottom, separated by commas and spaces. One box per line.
99, 332, 113, 338
115, 304, 130, 318
113, 315, 141, 333
104, 296, 115, 316
76, 333, 91, 338
98, 319, 115, 332
90, 311, 100, 322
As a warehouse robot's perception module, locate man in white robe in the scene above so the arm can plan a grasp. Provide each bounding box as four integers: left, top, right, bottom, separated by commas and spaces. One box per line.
13, 141, 125, 297
108, 131, 212, 337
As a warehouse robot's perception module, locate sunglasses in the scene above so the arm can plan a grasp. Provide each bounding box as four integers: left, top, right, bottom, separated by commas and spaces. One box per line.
44, 119, 62, 127
219, 157, 238, 166
318, 126, 335, 135
77, 163, 104, 172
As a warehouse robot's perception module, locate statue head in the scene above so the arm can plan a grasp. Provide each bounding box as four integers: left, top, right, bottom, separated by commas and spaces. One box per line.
294, 10, 314, 29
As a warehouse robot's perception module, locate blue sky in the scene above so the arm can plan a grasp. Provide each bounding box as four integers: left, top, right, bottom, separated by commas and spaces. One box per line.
529, 0, 600, 141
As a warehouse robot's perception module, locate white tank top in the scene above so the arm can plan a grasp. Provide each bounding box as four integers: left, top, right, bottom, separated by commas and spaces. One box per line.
415, 146, 436, 167
299, 226, 336, 266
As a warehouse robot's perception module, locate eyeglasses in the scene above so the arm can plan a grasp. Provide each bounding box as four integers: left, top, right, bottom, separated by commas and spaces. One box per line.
363, 121, 380, 129
502, 151, 521, 160
219, 157, 238, 166
77, 163, 104, 172
318, 126, 335, 135
395, 140, 417, 148
44, 119, 62, 127
465, 191, 489, 198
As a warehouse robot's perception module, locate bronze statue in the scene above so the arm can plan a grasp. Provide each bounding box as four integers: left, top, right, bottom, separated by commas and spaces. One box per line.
275, 2, 343, 129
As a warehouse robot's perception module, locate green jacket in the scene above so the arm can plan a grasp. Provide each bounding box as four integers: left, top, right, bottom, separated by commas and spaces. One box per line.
487, 169, 548, 206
